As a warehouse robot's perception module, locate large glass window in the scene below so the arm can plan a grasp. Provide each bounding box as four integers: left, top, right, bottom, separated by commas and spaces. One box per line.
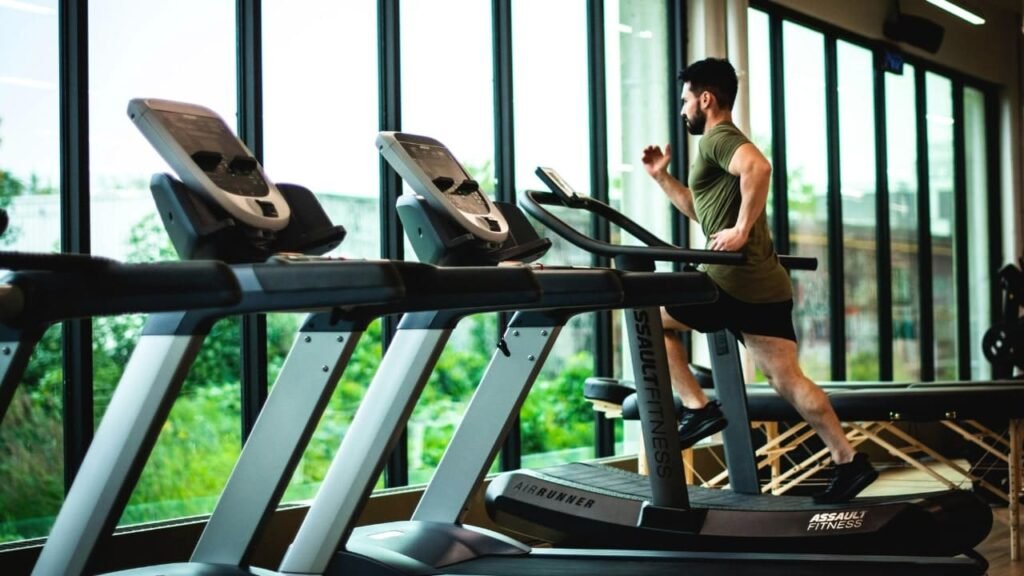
782, 22, 830, 379
836, 41, 879, 380
963, 86, 991, 379
513, 0, 598, 464
748, 8, 774, 223
399, 0, 499, 483
87, 0, 240, 527
0, 0, 61, 543
606, 0, 671, 245
262, 0, 383, 501
886, 64, 921, 381
604, 0, 673, 454
925, 72, 957, 380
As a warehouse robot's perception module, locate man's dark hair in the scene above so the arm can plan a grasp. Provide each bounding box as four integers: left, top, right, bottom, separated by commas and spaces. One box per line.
678, 58, 738, 110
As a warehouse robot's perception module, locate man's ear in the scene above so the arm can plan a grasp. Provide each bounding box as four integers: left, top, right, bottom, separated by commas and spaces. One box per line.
700, 90, 713, 109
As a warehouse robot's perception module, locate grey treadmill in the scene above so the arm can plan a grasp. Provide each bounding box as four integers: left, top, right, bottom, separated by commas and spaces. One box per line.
31, 100, 542, 576
92, 116, 643, 573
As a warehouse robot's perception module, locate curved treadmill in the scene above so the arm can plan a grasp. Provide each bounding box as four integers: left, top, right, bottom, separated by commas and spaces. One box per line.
478, 171, 992, 560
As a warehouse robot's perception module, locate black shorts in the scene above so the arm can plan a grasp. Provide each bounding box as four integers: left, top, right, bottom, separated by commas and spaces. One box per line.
665, 286, 797, 343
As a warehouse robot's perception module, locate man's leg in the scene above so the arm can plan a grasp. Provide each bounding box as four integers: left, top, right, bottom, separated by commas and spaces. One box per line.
743, 333, 877, 502
741, 333, 855, 463
661, 308, 728, 449
660, 308, 709, 409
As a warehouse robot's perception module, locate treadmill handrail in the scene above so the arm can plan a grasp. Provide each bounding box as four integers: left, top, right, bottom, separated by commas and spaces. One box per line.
0, 250, 120, 272
521, 190, 739, 264
521, 190, 817, 271
4, 260, 242, 327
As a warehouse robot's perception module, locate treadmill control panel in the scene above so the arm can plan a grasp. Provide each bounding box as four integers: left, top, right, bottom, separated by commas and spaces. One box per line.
377, 132, 508, 243
536, 166, 585, 204
128, 98, 291, 231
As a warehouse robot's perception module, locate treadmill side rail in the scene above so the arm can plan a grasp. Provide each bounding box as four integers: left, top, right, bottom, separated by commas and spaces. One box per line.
279, 327, 451, 575
413, 323, 561, 524
191, 323, 365, 565
33, 334, 205, 576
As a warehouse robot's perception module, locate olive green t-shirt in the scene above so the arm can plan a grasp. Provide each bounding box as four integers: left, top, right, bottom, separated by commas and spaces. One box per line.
688, 122, 792, 303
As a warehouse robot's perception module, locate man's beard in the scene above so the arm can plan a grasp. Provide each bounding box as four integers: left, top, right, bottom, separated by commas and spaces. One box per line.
684, 109, 707, 135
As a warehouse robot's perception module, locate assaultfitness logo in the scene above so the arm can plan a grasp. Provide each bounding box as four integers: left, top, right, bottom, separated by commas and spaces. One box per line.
807, 510, 867, 531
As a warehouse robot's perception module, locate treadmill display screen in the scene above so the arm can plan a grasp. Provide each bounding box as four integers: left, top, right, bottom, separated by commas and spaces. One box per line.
402, 142, 489, 215
153, 109, 270, 198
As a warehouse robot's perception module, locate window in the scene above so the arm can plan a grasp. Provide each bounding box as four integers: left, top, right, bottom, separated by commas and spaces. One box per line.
963, 86, 991, 379
513, 0, 597, 465
262, 0, 383, 500
748, 8, 773, 222
87, 0, 239, 527
885, 64, 921, 381
606, 0, 672, 246
836, 40, 879, 380
400, 0, 498, 483
0, 0, 61, 544
925, 72, 957, 380
782, 22, 830, 379
605, 0, 671, 453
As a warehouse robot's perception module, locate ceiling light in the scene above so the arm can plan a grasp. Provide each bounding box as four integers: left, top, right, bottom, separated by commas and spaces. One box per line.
925, 0, 986, 25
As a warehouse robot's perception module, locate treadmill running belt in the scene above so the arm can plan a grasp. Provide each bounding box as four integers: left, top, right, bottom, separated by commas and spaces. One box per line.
541, 462, 941, 510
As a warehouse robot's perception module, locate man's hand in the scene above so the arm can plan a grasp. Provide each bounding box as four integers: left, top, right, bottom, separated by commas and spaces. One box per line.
709, 226, 748, 251
642, 144, 672, 181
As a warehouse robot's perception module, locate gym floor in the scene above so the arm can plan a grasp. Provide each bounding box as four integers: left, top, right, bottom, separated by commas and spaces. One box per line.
866, 463, 1019, 575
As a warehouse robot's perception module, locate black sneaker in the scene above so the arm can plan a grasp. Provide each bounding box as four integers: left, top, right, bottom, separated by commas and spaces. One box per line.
677, 401, 728, 449
813, 452, 879, 504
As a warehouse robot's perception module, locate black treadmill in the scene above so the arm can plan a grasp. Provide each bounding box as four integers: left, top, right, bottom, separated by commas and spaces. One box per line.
478, 168, 992, 559
285, 133, 986, 576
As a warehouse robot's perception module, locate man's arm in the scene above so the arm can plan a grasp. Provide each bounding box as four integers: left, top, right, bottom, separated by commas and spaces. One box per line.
642, 144, 698, 222
707, 142, 771, 251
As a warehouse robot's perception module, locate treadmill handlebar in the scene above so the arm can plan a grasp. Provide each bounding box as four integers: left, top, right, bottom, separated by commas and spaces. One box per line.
522, 191, 742, 265
2, 260, 241, 326
778, 255, 818, 271
0, 250, 121, 272
521, 190, 817, 271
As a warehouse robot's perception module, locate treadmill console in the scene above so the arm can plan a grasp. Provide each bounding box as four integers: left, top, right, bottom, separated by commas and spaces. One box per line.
377, 132, 508, 243
535, 166, 585, 205
128, 98, 291, 231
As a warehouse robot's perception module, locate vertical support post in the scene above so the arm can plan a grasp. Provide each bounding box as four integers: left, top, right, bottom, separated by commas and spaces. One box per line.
707, 330, 759, 494
59, 0, 93, 490
915, 67, 935, 382
237, 0, 268, 442
824, 37, 846, 381
492, 0, 526, 469
874, 55, 894, 381
952, 81, 972, 380
768, 13, 789, 255
378, 0, 408, 487
623, 306, 688, 508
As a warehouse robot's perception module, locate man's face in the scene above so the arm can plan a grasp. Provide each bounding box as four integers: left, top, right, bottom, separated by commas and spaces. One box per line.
680, 83, 707, 136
